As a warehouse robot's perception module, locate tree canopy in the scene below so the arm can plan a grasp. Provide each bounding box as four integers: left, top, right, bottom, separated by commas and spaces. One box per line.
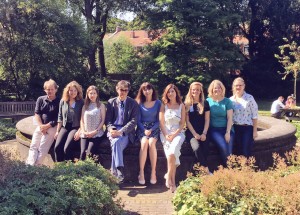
0, 0, 87, 100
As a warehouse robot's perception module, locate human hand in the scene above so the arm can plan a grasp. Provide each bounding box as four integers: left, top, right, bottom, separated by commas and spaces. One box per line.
166, 133, 175, 142
54, 131, 59, 140
200, 134, 206, 141
225, 132, 230, 143
253, 130, 258, 139
194, 133, 201, 140
144, 129, 152, 136
39, 124, 49, 135
110, 130, 122, 138
74, 131, 81, 141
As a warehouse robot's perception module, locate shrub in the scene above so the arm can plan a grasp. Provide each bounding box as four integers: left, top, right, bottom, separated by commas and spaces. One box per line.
173, 148, 300, 215
0, 149, 122, 215
0, 119, 16, 142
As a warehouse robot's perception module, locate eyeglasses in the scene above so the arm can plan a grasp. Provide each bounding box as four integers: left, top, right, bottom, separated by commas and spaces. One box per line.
119, 89, 129, 92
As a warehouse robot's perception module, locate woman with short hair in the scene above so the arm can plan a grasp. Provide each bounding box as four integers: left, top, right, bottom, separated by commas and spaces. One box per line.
230, 77, 258, 157
206, 80, 234, 167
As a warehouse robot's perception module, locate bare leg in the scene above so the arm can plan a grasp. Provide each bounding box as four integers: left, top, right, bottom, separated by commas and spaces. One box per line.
139, 137, 149, 184
168, 154, 176, 192
149, 138, 158, 184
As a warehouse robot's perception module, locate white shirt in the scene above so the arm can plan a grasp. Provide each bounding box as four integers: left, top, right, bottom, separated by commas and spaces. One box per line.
230, 92, 258, 125
270, 100, 285, 114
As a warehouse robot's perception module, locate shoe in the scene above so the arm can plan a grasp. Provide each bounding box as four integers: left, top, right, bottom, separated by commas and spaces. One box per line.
164, 174, 169, 188
170, 185, 177, 193
117, 175, 124, 184
138, 175, 145, 185
150, 174, 157, 185
117, 167, 125, 183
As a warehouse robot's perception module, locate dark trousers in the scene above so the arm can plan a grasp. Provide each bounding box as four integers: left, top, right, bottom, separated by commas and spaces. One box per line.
80, 136, 105, 160
186, 130, 209, 169
54, 123, 79, 162
233, 124, 254, 158
194, 140, 209, 168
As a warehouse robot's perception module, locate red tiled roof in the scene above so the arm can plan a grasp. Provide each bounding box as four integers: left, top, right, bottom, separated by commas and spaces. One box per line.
233, 35, 249, 45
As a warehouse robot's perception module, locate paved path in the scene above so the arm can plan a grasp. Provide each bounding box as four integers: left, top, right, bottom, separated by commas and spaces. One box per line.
0, 140, 175, 215
118, 183, 175, 215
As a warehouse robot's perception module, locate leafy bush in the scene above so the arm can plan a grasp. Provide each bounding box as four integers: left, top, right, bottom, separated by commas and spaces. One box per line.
0, 119, 16, 142
0, 150, 122, 215
173, 148, 300, 215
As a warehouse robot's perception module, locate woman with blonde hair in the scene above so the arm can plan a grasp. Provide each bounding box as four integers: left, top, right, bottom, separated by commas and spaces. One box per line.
54, 81, 84, 162
230, 77, 258, 157
80, 85, 106, 160
185, 82, 210, 170
135, 82, 161, 185
160, 84, 185, 192
206, 80, 234, 167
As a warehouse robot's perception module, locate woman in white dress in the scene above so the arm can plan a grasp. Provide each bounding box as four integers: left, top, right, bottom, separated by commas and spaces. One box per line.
159, 84, 185, 192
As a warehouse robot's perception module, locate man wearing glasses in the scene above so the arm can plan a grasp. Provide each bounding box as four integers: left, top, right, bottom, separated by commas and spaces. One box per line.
106, 80, 139, 183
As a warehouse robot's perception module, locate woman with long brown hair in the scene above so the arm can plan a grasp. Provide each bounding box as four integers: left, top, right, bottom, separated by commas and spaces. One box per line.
80, 85, 106, 160
159, 84, 185, 192
135, 82, 161, 185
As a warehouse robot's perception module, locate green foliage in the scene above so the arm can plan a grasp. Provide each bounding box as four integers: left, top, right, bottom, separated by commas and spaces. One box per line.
0, 0, 87, 100
104, 36, 139, 74
275, 38, 300, 99
174, 153, 300, 214
0, 119, 16, 142
131, 0, 244, 95
238, 0, 300, 99
0, 157, 122, 215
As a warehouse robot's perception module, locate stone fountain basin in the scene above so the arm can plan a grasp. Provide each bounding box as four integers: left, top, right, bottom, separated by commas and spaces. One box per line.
16, 116, 296, 182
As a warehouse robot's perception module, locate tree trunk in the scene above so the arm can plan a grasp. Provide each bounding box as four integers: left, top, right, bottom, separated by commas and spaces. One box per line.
294, 71, 297, 103
88, 47, 98, 74
98, 40, 106, 78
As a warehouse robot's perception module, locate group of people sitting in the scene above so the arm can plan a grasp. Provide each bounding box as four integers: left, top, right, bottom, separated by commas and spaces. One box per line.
26, 77, 258, 193
270, 95, 296, 118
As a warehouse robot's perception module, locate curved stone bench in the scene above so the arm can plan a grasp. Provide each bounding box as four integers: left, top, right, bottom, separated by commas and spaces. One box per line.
16, 116, 297, 183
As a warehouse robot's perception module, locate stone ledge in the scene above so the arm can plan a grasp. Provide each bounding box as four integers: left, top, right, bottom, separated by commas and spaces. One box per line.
15, 116, 297, 183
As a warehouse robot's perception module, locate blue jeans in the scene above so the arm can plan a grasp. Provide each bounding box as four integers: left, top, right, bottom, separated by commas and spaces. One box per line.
233, 125, 253, 158
209, 127, 234, 166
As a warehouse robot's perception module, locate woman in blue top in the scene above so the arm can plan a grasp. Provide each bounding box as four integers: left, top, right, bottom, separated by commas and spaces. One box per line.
206, 80, 234, 167
135, 82, 161, 185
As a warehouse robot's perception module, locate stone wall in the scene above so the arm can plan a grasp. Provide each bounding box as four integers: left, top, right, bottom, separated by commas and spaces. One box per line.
16, 116, 297, 184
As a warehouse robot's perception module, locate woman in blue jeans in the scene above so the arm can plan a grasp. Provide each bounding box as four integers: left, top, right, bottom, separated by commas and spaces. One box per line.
230, 77, 258, 157
206, 80, 234, 167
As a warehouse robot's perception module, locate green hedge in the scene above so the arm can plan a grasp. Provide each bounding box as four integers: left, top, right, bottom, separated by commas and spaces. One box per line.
0, 156, 123, 215
173, 149, 300, 215
0, 119, 16, 142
